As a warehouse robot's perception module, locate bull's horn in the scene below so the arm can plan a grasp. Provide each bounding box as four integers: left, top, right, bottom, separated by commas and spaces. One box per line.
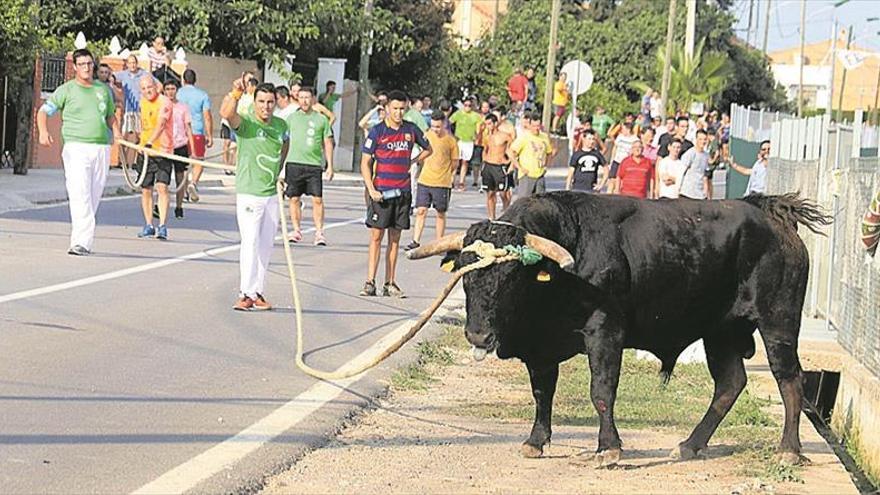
406, 232, 466, 260
525, 234, 575, 270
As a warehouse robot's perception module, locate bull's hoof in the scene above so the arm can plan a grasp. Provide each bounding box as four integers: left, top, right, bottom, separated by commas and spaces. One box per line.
776, 452, 810, 466
670, 443, 705, 461
520, 442, 544, 458
569, 448, 622, 469
595, 448, 621, 468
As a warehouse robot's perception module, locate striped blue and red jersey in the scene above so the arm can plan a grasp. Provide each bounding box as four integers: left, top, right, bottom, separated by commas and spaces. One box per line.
362, 121, 430, 191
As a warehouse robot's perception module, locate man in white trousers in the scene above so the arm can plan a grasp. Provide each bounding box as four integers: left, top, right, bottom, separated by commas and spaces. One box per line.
220, 78, 289, 311
37, 48, 120, 256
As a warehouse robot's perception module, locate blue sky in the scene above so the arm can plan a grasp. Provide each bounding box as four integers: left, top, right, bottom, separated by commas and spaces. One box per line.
731, 0, 880, 52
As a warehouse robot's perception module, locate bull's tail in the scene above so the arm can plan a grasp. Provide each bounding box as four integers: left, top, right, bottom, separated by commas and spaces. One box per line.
742, 192, 832, 235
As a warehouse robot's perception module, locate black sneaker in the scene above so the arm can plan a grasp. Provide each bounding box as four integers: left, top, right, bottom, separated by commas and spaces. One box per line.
404, 240, 420, 251
383, 281, 406, 298
175, 206, 184, 219
153, 205, 160, 219
359, 280, 377, 297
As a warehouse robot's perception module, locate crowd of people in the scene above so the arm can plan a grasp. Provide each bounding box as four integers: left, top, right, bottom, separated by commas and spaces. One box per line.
36, 45, 769, 309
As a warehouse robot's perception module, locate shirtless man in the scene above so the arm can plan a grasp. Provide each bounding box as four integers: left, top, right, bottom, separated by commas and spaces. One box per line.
480, 113, 514, 220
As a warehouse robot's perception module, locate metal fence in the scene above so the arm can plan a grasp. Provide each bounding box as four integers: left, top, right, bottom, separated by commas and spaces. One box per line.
764, 112, 880, 378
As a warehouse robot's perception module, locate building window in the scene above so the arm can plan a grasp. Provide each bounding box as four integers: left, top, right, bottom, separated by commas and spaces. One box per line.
40, 55, 67, 95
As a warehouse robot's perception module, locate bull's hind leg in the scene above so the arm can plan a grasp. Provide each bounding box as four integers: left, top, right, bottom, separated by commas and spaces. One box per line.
759, 326, 807, 465
673, 335, 747, 460
521, 363, 559, 458
585, 340, 624, 467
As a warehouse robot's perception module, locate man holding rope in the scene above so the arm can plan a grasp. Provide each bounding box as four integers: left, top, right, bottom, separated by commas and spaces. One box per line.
220, 79, 290, 311
163, 78, 196, 219
37, 48, 120, 256
137, 77, 174, 240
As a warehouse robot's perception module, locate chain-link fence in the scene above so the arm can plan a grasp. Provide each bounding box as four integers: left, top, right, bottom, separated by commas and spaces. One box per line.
765, 113, 880, 378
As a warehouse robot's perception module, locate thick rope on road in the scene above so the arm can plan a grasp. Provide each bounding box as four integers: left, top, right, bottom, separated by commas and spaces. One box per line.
276, 185, 536, 380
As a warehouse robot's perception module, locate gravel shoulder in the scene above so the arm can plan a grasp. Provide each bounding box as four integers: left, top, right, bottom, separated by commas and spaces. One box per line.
262, 326, 860, 495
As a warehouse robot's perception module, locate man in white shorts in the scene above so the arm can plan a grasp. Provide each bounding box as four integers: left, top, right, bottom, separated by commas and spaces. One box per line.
448, 98, 484, 191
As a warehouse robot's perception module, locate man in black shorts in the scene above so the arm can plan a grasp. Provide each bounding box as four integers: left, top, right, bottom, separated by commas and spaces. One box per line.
360, 90, 431, 298
480, 113, 514, 220
137, 76, 174, 240
163, 79, 195, 219
283, 86, 334, 246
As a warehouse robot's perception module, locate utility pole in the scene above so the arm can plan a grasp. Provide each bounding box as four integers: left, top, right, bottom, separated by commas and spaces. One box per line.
541, 0, 561, 130
873, 63, 880, 125
685, 0, 696, 59
661, 0, 677, 119
837, 26, 853, 122
827, 20, 838, 116
493, 0, 500, 34
746, 0, 755, 46
762, 0, 772, 54
797, 0, 806, 117
355, 0, 374, 167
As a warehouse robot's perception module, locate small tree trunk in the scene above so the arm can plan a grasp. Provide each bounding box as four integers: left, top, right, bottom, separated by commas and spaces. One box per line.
12, 70, 35, 175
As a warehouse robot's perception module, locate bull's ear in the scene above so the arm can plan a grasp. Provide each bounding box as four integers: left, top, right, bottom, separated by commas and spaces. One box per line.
440, 251, 461, 272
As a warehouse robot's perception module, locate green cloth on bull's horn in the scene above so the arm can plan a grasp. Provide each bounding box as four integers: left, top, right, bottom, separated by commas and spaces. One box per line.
504, 245, 543, 265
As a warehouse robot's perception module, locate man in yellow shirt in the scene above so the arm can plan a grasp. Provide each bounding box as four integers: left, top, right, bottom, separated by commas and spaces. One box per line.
551, 72, 570, 135
406, 111, 459, 250
510, 112, 555, 199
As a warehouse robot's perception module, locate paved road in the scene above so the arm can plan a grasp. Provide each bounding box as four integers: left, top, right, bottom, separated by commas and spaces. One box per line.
0, 183, 489, 493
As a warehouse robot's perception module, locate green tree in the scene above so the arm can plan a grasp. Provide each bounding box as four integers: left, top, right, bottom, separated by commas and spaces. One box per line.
37, 0, 414, 80
0, 0, 41, 174
633, 39, 732, 114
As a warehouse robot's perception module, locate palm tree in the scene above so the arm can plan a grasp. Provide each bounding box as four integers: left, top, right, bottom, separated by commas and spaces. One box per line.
633, 38, 731, 114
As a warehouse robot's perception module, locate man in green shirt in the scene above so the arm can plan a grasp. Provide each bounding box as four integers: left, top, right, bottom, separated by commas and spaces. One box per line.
221, 78, 290, 312
284, 86, 334, 246
591, 106, 615, 140
448, 98, 484, 191
37, 48, 120, 256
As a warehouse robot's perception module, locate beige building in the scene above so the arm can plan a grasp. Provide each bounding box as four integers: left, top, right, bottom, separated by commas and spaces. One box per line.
768, 30, 880, 113
449, 0, 509, 46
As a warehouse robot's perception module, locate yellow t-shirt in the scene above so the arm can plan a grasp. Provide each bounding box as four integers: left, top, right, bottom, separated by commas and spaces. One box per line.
418, 131, 459, 188
139, 94, 173, 152
552, 80, 569, 106
511, 132, 553, 179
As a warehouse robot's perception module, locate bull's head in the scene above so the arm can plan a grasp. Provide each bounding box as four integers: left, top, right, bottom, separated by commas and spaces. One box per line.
407, 221, 575, 359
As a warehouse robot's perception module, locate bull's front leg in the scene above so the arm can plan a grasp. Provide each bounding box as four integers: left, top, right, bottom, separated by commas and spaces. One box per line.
521, 362, 559, 458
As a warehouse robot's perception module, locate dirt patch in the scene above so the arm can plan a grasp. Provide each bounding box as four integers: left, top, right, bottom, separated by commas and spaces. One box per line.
263, 334, 859, 494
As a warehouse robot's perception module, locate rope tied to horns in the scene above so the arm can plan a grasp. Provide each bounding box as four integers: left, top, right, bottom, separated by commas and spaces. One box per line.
461, 240, 544, 267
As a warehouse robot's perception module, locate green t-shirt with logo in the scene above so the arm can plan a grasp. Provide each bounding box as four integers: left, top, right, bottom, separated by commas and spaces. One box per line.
48, 80, 115, 145
285, 109, 332, 167
235, 114, 289, 197
449, 109, 483, 142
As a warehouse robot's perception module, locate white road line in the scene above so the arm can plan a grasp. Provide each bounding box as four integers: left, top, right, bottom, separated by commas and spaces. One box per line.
0, 218, 362, 305
132, 290, 464, 495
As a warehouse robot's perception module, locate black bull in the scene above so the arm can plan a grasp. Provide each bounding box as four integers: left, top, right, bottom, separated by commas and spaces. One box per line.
408, 191, 831, 466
